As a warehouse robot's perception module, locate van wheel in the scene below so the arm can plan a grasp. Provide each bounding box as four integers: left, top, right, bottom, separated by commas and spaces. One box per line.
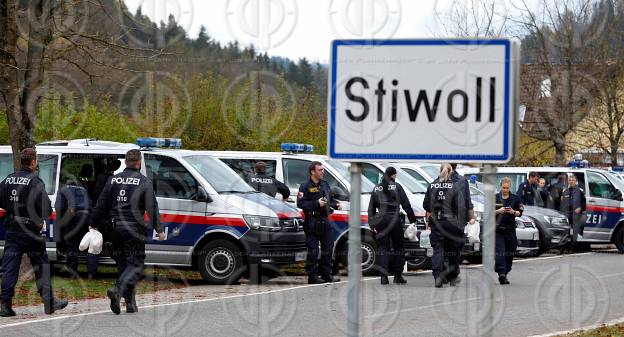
338, 238, 379, 276
197, 240, 244, 284
614, 227, 624, 254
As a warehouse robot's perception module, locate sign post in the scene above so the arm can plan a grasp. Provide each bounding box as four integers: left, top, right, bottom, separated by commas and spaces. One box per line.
328, 39, 519, 335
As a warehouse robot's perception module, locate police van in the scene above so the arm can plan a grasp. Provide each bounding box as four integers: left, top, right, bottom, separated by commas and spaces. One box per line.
204, 144, 429, 274
460, 166, 624, 252
0, 138, 307, 284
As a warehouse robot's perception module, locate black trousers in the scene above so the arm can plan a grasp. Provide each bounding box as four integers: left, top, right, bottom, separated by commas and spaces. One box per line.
430, 221, 464, 281
110, 226, 146, 299
376, 221, 404, 276
495, 230, 517, 276
304, 218, 334, 279
1, 232, 53, 305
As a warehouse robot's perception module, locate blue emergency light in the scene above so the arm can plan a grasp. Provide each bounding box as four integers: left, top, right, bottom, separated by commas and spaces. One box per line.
136, 138, 182, 148
281, 143, 314, 153
613, 166, 624, 172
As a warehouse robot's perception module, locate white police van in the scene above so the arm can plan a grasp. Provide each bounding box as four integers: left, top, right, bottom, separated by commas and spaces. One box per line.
204, 144, 396, 274
460, 166, 624, 252
0, 138, 307, 284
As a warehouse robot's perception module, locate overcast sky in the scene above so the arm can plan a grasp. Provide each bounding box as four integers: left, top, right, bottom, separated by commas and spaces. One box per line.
124, 0, 512, 63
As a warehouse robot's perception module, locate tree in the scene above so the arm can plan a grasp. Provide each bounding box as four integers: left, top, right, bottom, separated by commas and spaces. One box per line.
0, 0, 161, 169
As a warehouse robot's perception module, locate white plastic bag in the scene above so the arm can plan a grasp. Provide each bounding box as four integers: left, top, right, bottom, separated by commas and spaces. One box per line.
464, 221, 481, 243
404, 223, 419, 242
79, 228, 103, 255
419, 230, 431, 249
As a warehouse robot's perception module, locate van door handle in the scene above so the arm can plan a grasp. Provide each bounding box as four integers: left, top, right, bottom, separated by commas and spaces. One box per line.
588, 199, 596, 203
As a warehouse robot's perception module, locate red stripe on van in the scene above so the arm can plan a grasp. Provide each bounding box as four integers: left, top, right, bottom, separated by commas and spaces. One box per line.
586, 205, 624, 213
276, 212, 302, 219
328, 213, 369, 223
159, 213, 247, 227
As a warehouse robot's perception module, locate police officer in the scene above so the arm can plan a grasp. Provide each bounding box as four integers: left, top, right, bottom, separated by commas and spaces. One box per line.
560, 174, 586, 245
297, 161, 341, 284
55, 178, 92, 277
495, 177, 523, 285
537, 178, 550, 208
548, 174, 567, 210
517, 172, 540, 206
450, 163, 475, 224
93, 149, 165, 315
424, 164, 469, 288
368, 167, 417, 285
0, 148, 68, 317
248, 161, 290, 200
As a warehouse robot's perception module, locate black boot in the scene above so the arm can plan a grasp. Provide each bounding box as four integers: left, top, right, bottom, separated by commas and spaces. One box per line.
0, 301, 16, 317
107, 287, 121, 315
434, 277, 444, 288
380, 275, 389, 285
125, 295, 138, 314
322, 275, 341, 283
308, 276, 323, 284
44, 298, 68, 315
393, 274, 407, 284
449, 277, 461, 287
498, 274, 510, 285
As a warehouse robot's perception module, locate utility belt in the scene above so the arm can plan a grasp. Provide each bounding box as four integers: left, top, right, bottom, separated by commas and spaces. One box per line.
432, 210, 454, 222
7, 215, 43, 233
111, 218, 145, 232
304, 210, 327, 219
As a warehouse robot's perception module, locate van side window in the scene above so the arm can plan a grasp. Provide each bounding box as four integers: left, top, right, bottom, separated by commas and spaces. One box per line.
38, 154, 58, 195
220, 159, 277, 181
403, 168, 430, 186
587, 172, 620, 200
145, 154, 198, 200
361, 163, 383, 184
282, 159, 348, 196
0, 154, 13, 182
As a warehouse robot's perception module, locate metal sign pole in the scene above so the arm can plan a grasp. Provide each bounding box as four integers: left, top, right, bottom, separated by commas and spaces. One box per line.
347, 162, 362, 337
481, 164, 497, 337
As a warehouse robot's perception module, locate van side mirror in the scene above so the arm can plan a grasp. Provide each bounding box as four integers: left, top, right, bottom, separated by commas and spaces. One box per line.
331, 186, 349, 202
195, 186, 212, 203
614, 189, 623, 201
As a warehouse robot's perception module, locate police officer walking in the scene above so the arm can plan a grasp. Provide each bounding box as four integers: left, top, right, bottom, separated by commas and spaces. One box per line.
248, 161, 290, 200
0, 148, 68, 317
560, 174, 586, 245
93, 149, 165, 315
55, 178, 92, 277
297, 161, 341, 284
368, 167, 418, 285
495, 177, 523, 285
517, 172, 540, 206
424, 164, 469, 288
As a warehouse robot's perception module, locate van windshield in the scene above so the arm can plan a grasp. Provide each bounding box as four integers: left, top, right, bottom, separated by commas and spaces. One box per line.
184, 155, 254, 193
326, 159, 375, 193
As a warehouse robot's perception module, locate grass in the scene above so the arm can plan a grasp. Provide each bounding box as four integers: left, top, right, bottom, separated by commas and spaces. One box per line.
1, 263, 307, 307
2, 265, 204, 307
556, 324, 624, 337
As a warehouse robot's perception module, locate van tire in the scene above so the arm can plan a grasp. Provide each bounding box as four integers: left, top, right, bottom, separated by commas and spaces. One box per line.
406, 256, 431, 271
614, 227, 624, 254
196, 240, 245, 284
338, 237, 379, 276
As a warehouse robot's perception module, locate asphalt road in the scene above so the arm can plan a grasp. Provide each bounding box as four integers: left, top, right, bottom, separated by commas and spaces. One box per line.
1, 251, 623, 337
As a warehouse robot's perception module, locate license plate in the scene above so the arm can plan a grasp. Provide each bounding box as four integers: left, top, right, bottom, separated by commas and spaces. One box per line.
426, 248, 433, 257
295, 251, 307, 262
474, 243, 480, 251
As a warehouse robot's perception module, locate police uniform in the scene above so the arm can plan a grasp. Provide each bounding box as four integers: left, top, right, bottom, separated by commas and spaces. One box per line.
55, 180, 92, 275
297, 179, 339, 283
368, 179, 417, 283
248, 174, 290, 199
495, 193, 523, 283
93, 167, 162, 314
423, 178, 467, 287
560, 186, 586, 242
0, 168, 67, 316
516, 181, 539, 206
451, 171, 474, 212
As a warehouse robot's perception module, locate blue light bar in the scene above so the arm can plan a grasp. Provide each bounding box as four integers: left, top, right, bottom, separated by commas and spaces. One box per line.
613, 166, 624, 172
281, 143, 314, 153
136, 138, 182, 148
